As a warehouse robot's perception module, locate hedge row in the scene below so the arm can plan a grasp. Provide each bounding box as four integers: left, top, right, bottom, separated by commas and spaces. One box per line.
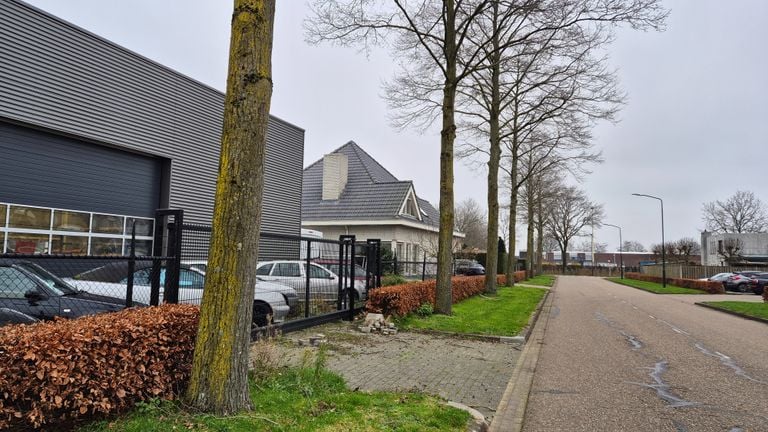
0, 304, 199, 429
625, 272, 725, 294
366, 271, 526, 316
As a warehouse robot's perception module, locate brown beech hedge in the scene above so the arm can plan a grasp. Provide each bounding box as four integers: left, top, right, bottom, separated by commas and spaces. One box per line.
367, 272, 527, 316
0, 304, 199, 429
625, 272, 725, 294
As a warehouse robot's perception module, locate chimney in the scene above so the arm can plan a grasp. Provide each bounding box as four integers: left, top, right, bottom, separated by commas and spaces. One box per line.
322, 153, 348, 200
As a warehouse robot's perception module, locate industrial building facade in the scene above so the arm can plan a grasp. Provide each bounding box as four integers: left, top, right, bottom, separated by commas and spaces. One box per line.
0, 0, 304, 256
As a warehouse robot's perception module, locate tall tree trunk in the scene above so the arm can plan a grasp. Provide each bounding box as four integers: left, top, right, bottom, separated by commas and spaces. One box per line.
526, 184, 535, 278
186, 0, 275, 414
536, 195, 544, 275
436, 0, 457, 315
484, 1, 501, 295
505, 158, 518, 285
560, 242, 568, 274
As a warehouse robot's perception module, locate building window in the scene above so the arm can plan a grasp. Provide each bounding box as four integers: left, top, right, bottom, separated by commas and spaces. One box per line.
0, 201, 153, 255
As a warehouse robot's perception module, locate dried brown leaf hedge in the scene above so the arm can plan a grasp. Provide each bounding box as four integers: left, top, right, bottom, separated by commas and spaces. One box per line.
0, 304, 199, 429
625, 272, 725, 294
367, 272, 527, 316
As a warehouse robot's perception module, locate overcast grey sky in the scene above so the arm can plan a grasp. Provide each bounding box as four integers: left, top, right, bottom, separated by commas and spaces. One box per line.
24, 0, 768, 252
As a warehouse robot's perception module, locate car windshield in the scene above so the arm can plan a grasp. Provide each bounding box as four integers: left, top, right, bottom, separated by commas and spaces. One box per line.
14, 263, 73, 296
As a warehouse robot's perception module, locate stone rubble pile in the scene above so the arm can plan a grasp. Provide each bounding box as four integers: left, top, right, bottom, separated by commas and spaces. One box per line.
296, 333, 327, 347
358, 313, 398, 335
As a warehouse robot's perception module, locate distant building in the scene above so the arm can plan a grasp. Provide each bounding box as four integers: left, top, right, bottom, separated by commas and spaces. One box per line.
700, 231, 768, 266
539, 251, 684, 268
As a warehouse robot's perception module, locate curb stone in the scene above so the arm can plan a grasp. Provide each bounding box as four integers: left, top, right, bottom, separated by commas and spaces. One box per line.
695, 302, 768, 325
489, 276, 559, 432
445, 401, 489, 432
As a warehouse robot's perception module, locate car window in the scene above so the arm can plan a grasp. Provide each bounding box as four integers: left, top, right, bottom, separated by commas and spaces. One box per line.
256, 263, 273, 276
180, 269, 205, 289
0, 267, 38, 298
307, 264, 331, 279
273, 263, 301, 277
189, 263, 207, 274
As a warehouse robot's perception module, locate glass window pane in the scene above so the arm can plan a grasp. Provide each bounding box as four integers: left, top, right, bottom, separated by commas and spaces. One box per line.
274, 263, 301, 277
123, 240, 153, 256
256, 263, 272, 276
51, 235, 89, 255
6, 233, 49, 254
53, 210, 90, 232
92, 214, 124, 234
0, 204, 6, 227
90, 237, 123, 256
126, 218, 154, 236
8, 206, 51, 230
0, 267, 39, 298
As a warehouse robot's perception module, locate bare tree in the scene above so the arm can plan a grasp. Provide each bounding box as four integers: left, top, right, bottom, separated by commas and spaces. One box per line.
545, 186, 603, 273
455, 198, 488, 249
573, 239, 606, 253
674, 237, 701, 264
307, 0, 495, 314
702, 190, 768, 233
186, 0, 275, 414
718, 238, 744, 265
622, 240, 646, 252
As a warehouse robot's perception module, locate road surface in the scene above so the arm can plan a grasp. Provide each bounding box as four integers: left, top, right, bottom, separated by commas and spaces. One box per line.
523, 276, 768, 432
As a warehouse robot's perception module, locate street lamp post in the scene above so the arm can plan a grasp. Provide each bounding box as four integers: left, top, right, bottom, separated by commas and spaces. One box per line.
632, 193, 666, 287
604, 223, 624, 279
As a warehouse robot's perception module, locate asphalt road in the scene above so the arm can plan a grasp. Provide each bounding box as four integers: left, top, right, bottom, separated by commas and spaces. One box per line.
523, 276, 768, 432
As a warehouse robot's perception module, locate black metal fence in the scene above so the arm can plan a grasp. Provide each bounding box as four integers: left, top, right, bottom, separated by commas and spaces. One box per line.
0, 208, 382, 334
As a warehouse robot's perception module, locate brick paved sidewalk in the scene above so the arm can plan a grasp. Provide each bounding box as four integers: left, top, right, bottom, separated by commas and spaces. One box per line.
275, 321, 522, 422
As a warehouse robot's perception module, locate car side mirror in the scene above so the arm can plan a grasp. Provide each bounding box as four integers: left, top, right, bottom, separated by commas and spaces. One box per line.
24, 289, 45, 302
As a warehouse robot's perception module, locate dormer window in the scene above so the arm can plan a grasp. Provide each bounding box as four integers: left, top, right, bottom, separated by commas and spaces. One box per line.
399, 188, 422, 220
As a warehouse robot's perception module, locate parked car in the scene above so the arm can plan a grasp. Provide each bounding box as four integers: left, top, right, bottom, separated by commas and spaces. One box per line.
256, 260, 366, 303
69, 262, 296, 326
0, 260, 125, 326
454, 259, 485, 276
724, 271, 763, 292
747, 272, 768, 295
704, 272, 734, 283
312, 258, 372, 289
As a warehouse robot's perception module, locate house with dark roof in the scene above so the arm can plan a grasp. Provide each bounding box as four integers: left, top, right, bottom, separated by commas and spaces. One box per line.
302, 141, 463, 261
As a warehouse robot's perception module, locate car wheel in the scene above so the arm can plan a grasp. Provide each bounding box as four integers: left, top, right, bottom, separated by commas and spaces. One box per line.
738, 283, 748, 293
252, 301, 272, 328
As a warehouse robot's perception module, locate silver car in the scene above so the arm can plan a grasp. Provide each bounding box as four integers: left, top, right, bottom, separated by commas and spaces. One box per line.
67, 262, 296, 326
256, 260, 365, 303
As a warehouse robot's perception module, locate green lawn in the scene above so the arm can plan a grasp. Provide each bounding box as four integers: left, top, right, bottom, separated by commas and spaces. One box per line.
605, 278, 705, 294
397, 286, 547, 336
701, 301, 768, 321
522, 275, 555, 287
81, 367, 469, 432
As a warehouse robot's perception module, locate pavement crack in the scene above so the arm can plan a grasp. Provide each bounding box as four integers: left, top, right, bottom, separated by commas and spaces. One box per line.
594, 312, 644, 350
627, 360, 698, 408
693, 342, 767, 384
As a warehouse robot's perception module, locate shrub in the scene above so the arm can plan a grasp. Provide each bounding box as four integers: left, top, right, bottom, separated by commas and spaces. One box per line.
415, 302, 434, 317
0, 304, 199, 429
625, 273, 724, 294
367, 272, 527, 316
763, 287, 767, 303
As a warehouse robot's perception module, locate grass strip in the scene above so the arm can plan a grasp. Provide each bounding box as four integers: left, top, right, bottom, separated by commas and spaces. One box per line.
80, 366, 470, 432
605, 277, 704, 294
700, 301, 768, 322
521, 275, 555, 287
397, 286, 547, 336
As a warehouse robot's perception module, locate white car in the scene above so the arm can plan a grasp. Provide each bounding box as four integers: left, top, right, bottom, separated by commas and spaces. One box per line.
67, 261, 297, 326
256, 260, 366, 303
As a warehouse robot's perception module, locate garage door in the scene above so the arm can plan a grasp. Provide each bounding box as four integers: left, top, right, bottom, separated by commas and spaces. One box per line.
0, 121, 162, 217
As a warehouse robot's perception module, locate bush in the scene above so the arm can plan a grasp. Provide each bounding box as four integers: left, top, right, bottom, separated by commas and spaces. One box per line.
0, 304, 199, 429
415, 302, 434, 317
625, 273, 724, 294
367, 272, 526, 316
763, 287, 767, 303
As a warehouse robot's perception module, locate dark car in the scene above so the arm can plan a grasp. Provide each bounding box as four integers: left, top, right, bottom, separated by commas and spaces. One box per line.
0, 307, 38, 326
724, 271, 763, 292
747, 272, 768, 295
454, 259, 486, 276
0, 260, 125, 325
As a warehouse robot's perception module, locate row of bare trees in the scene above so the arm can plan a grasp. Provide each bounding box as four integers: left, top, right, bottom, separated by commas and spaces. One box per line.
187, 0, 670, 414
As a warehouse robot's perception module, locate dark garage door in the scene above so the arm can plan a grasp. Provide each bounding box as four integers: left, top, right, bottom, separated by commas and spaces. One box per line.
0, 121, 162, 217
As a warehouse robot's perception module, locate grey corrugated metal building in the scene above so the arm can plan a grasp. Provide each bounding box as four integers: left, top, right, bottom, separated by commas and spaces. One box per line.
0, 0, 303, 256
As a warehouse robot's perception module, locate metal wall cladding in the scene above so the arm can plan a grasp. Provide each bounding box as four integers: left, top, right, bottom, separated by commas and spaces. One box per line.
0, 122, 161, 217
0, 0, 304, 234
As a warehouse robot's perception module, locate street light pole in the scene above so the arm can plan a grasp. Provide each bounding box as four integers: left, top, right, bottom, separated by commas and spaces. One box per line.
632, 193, 666, 287
604, 223, 624, 279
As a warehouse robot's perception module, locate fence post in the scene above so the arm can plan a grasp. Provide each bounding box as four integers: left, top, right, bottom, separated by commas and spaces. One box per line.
393, 255, 398, 276
126, 223, 136, 308
305, 239, 312, 318
347, 236, 356, 321
422, 253, 427, 281
337, 236, 345, 311
164, 210, 183, 304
